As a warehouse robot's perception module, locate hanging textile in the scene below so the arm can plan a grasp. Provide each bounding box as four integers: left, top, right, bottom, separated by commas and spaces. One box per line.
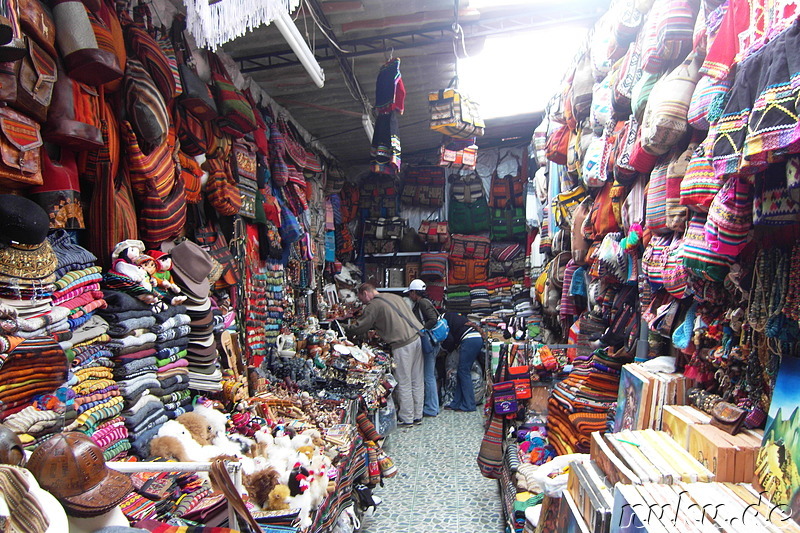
370, 58, 404, 175
183, 0, 301, 50
375, 58, 406, 114
370, 113, 401, 175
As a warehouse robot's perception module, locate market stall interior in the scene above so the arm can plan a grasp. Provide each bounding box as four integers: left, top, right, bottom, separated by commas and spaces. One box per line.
2, 0, 800, 531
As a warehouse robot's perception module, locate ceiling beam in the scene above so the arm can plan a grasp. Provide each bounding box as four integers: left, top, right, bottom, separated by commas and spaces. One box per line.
338, 7, 479, 33
234, 9, 598, 73
321, 1, 364, 15
274, 98, 364, 117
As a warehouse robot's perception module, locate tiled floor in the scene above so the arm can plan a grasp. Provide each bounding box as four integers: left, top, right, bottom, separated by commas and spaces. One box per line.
360, 409, 506, 533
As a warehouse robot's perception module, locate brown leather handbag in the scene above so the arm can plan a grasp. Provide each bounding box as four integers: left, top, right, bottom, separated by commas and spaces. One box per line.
17, 0, 56, 57
0, 107, 43, 188
0, 36, 56, 123
0, 0, 26, 63
710, 401, 747, 435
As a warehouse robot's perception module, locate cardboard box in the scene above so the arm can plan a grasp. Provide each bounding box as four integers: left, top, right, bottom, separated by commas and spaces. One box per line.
661, 406, 695, 448
686, 424, 758, 482
661, 405, 711, 448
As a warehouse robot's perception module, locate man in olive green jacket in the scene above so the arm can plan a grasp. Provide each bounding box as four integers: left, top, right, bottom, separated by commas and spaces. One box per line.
345, 283, 424, 426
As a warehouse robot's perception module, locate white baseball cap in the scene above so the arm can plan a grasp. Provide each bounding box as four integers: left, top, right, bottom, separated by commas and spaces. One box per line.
405, 279, 426, 293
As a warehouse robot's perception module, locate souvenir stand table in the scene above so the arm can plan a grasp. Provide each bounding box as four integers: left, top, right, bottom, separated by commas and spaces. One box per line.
309, 405, 367, 532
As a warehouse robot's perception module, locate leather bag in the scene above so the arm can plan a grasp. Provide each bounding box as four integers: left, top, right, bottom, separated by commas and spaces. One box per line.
88, 0, 126, 92
178, 63, 216, 119
0, 0, 26, 64
0, 35, 56, 123
710, 401, 746, 435
51, 0, 122, 86
0, 106, 43, 188
17, 0, 56, 58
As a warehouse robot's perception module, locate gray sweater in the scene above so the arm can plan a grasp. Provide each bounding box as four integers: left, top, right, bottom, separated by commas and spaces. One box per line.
346, 293, 422, 349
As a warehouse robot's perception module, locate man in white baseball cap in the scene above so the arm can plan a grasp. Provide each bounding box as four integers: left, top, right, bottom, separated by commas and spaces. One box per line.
405, 279, 441, 417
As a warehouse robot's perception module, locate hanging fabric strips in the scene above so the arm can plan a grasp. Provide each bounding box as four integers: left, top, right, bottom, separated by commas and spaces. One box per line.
182, 0, 300, 50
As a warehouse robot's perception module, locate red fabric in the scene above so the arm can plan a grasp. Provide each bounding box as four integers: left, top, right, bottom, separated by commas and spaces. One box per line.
701, 0, 752, 79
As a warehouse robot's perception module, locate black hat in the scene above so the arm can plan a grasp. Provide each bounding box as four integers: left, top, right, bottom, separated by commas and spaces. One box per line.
0, 195, 50, 245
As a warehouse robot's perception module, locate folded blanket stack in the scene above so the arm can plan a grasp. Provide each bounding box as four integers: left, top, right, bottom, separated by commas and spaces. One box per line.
470, 284, 491, 316
546, 350, 625, 456
151, 304, 192, 418
0, 337, 68, 419
61, 286, 126, 449
99, 289, 165, 457
512, 287, 534, 317
445, 285, 471, 314
1, 405, 63, 449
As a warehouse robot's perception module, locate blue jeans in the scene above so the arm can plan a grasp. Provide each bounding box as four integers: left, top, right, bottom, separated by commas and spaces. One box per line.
448, 336, 483, 411
420, 333, 439, 416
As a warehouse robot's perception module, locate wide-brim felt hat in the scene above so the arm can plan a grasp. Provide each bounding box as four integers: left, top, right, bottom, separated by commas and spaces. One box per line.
189, 310, 213, 329
188, 332, 215, 348
167, 241, 213, 299
184, 296, 212, 313
187, 341, 217, 360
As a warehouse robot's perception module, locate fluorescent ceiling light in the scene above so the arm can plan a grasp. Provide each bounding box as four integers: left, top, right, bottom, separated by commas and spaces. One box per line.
362, 113, 374, 141
458, 27, 588, 119
273, 8, 325, 88
468, 0, 544, 8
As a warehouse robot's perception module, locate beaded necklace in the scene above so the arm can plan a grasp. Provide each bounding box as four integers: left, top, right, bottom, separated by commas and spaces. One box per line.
784, 242, 800, 320
747, 250, 771, 332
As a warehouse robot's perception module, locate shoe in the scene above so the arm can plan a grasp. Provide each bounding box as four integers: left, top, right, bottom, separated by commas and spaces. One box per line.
423, 412, 438, 417
413, 418, 422, 425
397, 421, 414, 428
443, 405, 455, 411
